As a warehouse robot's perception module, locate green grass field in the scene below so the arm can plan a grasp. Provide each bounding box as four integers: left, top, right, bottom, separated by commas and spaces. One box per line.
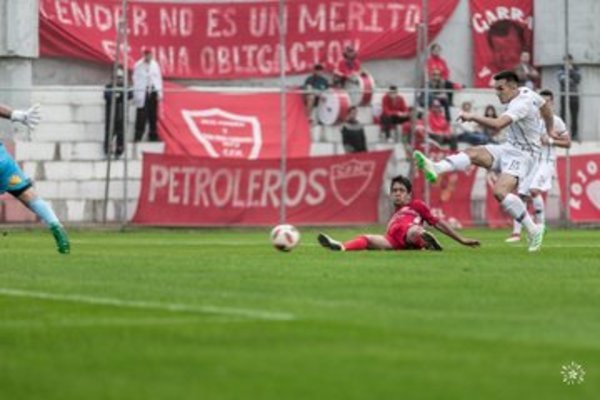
0, 226, 598, 399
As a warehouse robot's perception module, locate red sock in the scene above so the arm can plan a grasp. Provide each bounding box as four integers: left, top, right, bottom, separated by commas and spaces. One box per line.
343, 236, 369, 251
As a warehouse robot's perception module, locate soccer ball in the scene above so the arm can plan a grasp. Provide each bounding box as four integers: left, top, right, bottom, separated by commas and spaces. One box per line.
270, 224, 300, 252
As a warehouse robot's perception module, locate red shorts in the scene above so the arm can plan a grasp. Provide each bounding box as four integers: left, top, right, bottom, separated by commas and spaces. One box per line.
385, 223, 425, 250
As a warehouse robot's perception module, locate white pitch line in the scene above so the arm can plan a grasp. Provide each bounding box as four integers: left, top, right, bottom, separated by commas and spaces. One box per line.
0, 288, 295, 322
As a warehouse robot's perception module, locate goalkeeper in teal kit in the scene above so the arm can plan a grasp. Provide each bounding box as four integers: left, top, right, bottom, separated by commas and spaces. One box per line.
0, 103, 70, 254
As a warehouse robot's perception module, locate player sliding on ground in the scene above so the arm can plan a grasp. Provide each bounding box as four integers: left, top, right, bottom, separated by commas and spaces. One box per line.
506, 89, 571, 242
318, 175, 480, 252
414, 70, 558, 252
0, 103, 70, 254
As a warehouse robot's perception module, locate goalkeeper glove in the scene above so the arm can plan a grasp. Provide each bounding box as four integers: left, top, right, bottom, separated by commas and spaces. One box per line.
11, 104, 41, 130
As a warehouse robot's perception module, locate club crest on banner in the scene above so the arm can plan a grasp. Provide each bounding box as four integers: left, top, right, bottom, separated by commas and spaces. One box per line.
182, 108, 262, 159
329, 159, 375, 206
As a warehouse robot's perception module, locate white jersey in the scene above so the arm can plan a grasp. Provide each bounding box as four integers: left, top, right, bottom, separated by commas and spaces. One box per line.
501, 87, 546, 157
540, 115, 568, 163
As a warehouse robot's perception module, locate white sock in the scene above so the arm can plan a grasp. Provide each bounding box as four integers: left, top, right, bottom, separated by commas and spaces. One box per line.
512, 219, 522, 235
501, 193, 537, 235
435, 152, 471, 174
532, 195, 545, 224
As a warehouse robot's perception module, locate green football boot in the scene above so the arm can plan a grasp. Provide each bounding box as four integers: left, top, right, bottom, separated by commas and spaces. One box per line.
413, 150, 439, 183
50, 224, 70, 254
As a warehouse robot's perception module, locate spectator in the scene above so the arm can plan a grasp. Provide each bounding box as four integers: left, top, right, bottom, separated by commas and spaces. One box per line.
513, 51, 539, 88
427, 99, 457, 151
558, 54, 581, 140
104, 65, 132, 159
427, 43, 450, 80
341, 106, 367, 153
380, 85, 410, 142
419, 68, 461, 121
333, 45, 361, 87
454, 101, 491, 146
479, 105, 504, 143
133, 49, 163, 142
302, 63, 329, 123
401, 109, 426, 150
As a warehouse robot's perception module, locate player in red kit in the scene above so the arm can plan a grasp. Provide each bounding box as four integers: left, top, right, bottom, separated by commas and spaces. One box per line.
318, 175, 480, 252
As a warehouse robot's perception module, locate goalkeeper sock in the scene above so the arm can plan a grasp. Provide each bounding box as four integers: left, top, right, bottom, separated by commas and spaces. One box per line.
28, 198, 60, 227
344, 236, 369, 251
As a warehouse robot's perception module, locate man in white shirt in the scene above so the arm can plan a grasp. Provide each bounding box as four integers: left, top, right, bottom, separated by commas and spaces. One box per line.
414, 70, 557, 252
133, 49, 163, 142
506, 89, 571, 242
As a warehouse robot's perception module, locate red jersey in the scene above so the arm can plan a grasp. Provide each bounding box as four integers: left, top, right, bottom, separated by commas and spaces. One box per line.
386, 199, 439, 249
427, 55, 450, 80
334, 58, 361, 78
428, 111, 451, 135
382, 93, 408, 117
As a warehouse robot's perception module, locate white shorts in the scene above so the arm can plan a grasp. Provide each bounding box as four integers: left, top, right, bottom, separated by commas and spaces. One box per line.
484, 143, 536, 195
528, 160, 555, 193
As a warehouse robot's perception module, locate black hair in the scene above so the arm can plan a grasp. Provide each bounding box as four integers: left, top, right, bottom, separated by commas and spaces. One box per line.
487, 20, 526, 49
539, 89, 554, 99
493, 70, 520, 83
314, 63, 324, 70
389, 85, 398, 91
390, 175, 412, 194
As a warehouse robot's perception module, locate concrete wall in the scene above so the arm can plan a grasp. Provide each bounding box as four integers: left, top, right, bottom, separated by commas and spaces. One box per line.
0, 0, 38, 134
15, 0, 600, 141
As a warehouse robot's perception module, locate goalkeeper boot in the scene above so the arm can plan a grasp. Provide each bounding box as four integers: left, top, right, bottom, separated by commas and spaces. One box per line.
413, 150, 438, 183
421, 231, 443, 251
50, 224, 70, 255
317, 233, 344, 251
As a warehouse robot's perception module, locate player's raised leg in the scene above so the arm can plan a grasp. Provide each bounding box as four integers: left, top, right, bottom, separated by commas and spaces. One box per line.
413, 146, 493, 183
15, 188, 70, 254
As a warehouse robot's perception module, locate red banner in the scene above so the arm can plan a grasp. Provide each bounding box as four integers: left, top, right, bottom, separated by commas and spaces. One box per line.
557, 154, 600, 223
39, 0, 459, 79
159, 82, 310, 159
469, 0, 533, 88
132, 151, 391, 226
412, 149, 477, 228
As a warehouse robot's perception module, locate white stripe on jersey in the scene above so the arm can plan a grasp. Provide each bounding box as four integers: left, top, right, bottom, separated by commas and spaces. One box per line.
502, 87, 546, 157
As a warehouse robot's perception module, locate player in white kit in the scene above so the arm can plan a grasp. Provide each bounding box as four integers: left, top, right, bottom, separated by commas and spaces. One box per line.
506, 89, 571, 242
414, 70, 557, 252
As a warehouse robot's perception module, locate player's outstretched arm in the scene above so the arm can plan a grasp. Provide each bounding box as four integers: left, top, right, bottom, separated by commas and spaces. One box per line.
0, 103, 41, 130
434, 220, 480, 248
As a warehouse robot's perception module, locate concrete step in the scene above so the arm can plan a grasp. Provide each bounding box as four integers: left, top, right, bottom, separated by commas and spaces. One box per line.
46, 199, 138, 223
22, 159, 143, 181
31, 122, 104, 142
15, 141, 165, 162
42, 103, 138, 124
32, 86, 105, 106
35, 180, 141, 201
